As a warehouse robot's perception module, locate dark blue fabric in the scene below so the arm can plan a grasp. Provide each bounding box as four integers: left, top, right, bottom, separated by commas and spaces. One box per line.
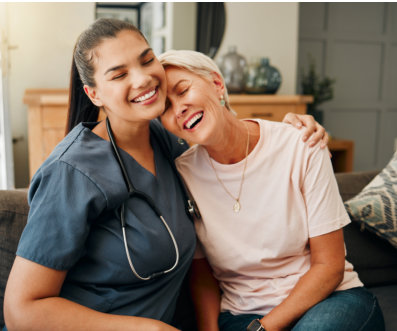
219, 287, 385, 331
16, 121, 196, 323
219, 312, 263, 331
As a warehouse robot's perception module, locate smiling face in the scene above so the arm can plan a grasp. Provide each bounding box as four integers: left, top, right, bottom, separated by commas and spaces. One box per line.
160, 66, 226, 146
84, 30, 167, 125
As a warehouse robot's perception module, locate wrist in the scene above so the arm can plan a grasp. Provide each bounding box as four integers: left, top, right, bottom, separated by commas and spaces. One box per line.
246, 318, 266, 331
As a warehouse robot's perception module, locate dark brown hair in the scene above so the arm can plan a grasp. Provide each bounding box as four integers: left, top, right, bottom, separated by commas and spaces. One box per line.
66, 18, 146, 133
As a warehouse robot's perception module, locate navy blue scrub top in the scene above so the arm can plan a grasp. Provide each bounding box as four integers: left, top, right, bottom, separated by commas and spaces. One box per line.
16, 120, 196, 323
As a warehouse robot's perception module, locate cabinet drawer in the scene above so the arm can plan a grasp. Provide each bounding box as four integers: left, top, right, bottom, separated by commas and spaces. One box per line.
231, 104, 306, 121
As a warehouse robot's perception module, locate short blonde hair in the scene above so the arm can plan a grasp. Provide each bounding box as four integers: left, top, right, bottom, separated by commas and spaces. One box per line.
158, 50, 231, 111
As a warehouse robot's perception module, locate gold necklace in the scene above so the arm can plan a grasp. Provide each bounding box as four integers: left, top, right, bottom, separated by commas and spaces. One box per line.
208, 121, 250, 213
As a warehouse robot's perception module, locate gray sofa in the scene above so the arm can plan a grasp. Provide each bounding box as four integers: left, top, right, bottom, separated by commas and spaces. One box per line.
1, 171, 397, 330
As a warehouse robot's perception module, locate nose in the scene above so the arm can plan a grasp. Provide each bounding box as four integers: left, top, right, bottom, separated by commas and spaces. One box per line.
175, 102, 188, 119
131, 68, 151, 89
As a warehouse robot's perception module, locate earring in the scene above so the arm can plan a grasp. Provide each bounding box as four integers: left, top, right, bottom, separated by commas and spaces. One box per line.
220, 96, 226, 107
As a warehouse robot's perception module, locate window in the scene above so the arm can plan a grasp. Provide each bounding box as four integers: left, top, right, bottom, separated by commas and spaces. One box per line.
0, 27, 14, 189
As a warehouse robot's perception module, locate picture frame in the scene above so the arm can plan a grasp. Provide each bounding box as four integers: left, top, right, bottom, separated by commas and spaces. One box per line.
96, 3, 140, 27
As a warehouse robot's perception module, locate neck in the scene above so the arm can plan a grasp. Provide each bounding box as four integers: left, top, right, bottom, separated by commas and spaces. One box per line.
93, 117, 156, 176
205, 116, 251, 164
94, 117, 151, 152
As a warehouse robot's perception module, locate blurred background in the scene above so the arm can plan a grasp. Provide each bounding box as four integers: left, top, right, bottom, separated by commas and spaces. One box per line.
0, 2, 396, 188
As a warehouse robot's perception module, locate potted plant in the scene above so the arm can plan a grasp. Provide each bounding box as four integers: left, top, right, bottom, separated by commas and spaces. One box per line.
300, 56, 335, 125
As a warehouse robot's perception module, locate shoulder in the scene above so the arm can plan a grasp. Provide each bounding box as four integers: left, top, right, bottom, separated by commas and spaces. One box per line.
175, 144, 205, 174
259, 119, 303, 144
150, 119, 189, 159
255, 119, 329, 171
29, 123, 127, 209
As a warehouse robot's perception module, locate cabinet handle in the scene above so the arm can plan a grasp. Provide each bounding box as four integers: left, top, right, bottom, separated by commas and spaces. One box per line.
252, 112, 274, 118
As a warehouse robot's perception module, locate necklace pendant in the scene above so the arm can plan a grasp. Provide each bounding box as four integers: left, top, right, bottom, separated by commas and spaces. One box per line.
233, 201, 241, 213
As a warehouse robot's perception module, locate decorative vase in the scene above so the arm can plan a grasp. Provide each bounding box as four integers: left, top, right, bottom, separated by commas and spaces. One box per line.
218, 46, 247, 94
244, 58, 264, 94
256, 58, 282, 94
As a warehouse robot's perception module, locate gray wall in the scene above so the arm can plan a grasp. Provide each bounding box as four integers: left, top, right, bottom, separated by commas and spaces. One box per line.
298, 3, 397, 171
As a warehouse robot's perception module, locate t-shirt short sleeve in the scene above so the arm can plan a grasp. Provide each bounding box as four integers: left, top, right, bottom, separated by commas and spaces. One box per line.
301, 145, 351, 238
17, 160, 107, 270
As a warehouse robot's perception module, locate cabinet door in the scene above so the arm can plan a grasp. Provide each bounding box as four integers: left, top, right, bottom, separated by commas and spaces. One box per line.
232, 104, 306, 121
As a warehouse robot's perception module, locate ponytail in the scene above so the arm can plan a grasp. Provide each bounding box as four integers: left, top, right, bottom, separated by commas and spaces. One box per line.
66, 58, 99, 134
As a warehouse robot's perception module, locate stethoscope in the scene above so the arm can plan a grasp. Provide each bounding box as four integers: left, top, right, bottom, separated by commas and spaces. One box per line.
106, 117, 200, 281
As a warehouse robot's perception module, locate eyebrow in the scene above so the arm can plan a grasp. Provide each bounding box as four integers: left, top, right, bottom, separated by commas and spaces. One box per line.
104, 47, 153, 75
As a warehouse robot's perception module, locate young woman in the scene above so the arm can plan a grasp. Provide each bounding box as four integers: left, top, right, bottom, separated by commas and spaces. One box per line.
4, 19, 326, 331
4, 18, 193, 331
158, 50, 385, 331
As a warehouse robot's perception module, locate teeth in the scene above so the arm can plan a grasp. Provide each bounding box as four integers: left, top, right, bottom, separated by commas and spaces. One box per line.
133, 89, 156, 102
185, 112, 203, 129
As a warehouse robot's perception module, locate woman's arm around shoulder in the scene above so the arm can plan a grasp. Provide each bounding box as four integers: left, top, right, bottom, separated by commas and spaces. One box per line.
4, 257, 180, 331
282, 113, 329, 149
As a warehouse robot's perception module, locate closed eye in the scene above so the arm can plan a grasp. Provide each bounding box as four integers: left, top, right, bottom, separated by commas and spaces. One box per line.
112, 73, 126, 80
143, 57, 154, 65
179, 88, 189, 95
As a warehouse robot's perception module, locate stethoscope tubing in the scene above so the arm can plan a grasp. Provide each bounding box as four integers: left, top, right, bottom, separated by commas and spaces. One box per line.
106, 117, 180, 281
120, 204, 180, 281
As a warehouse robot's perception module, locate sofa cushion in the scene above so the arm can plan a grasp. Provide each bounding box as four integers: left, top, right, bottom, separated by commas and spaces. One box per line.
0, 189, 29, 327
344, 152, 397, 249
336, 171, 397, 287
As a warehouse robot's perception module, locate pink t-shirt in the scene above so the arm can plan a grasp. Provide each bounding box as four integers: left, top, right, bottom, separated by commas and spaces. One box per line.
175, 119, 363, 315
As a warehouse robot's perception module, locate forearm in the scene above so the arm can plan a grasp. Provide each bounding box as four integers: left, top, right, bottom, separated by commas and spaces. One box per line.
5, 296, 177, 331
260, 263, 344, 331
189, 258, 221, 331
191, 284, 221, 331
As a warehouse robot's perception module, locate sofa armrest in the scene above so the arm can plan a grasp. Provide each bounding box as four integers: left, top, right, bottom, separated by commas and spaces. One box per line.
0, 189, 29, 327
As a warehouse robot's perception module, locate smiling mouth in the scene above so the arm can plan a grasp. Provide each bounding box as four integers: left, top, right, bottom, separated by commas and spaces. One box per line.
184, 112, 203, 130
132, 87, 158, 103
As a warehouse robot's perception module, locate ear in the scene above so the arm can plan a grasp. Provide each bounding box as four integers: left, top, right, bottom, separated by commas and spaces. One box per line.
84, 85, 103, 107
210, 71, 225, 98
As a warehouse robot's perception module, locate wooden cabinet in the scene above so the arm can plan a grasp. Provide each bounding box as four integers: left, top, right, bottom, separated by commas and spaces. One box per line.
328, 139, 354, 173
24, 90, 352, 178
24, 89, 69, 179
229, 94, 313, 121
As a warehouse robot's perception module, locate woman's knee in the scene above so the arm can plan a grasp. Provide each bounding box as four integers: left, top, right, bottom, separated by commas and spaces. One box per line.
292, 287, 385, 331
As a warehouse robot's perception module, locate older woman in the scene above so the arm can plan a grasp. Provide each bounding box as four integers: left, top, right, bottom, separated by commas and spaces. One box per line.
158, 50, 385, 331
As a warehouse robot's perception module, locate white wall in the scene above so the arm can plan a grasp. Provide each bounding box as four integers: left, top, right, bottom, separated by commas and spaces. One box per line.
5, 2, 299, 187
169, 2, 197, 51
6, 2, 95, 187
216, 3, 299, 95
